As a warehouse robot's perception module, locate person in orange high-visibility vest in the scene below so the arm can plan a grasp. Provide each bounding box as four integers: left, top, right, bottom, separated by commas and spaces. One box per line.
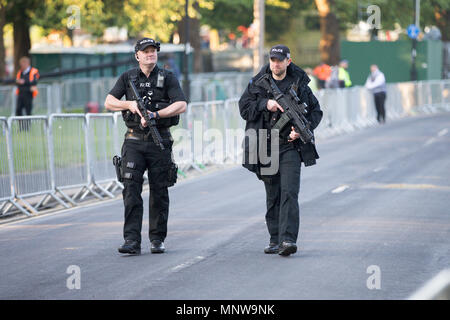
15, 56, 39, 116
312, 62, 331, 89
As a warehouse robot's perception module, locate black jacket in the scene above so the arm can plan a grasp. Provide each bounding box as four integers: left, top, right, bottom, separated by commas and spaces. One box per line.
239, 62, 323, 176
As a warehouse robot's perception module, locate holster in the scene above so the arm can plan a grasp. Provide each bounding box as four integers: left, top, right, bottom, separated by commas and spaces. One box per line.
168, 162, 178, 186
112, 155, 123, 182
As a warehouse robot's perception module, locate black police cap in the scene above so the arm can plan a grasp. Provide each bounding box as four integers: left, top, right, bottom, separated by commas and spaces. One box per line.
135, 38, 160, 52
269, 44, 290, 60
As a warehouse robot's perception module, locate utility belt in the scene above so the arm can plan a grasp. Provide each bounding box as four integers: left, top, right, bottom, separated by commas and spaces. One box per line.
125, 127, 171, 142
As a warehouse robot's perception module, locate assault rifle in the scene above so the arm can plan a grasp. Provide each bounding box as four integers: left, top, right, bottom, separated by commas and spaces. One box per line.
128, 80, 165, 150
255, 74, 314, 144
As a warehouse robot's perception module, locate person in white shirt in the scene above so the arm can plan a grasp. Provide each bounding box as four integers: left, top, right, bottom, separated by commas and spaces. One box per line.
365, 64, 387, 123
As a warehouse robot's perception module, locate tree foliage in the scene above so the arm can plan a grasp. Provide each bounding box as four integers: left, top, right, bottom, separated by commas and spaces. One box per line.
31, 0, 106, 38
334, 0, 449, 40
197, 0, 308, 42
1, 0, 449, 76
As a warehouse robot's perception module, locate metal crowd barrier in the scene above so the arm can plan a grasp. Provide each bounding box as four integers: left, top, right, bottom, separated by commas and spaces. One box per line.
170, 112, 191, 176
314, 80, 450, 139
0, 72, 253, 116
84, 114, 117, 199
223, 98, 245, 164
0, 117, 28, 215
0, 80, 449, 217
186, 101, 208, 172
0, 87, 15, 117
6, 116, 69, 215
409, 269, 450, 300
48, 114, 97, 205
0, 84, 59, 117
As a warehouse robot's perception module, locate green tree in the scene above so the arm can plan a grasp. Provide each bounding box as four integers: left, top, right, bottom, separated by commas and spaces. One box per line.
331, 0, 449, 40
315, 0, 450, 65
0, 0, 7, 78
2, 0, 108, 74
123, 0, 188, 41
31, 0, 106, 42
4, 0, 40, 74
360, 0, 449, 41
315, 0, 340, 65
197, 0, 307, 43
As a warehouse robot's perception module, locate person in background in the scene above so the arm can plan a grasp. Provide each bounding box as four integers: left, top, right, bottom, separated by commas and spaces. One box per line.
338, 59, 352, 88
305, 68, 318, 93
325, 65, 340, 89
313, 62, 331, 89
365, 64, 387, 123
163, 53, 181, 80
15, 56, 39, 116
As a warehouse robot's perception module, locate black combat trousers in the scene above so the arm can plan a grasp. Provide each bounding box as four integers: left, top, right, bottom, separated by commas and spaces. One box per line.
121, 132, 176, 244
263, 147, 302, 244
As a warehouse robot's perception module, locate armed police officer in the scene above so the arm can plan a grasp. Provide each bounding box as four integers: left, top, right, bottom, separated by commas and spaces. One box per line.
105, 38, 187, 255
239, 45, 323, 256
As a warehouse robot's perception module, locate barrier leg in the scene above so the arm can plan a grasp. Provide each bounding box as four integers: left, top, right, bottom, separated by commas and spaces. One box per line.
55, 188, 77, 206
49, 192, 71, 209
94, 183, 115, 199
1, 199, 30, 216
16, 197, 38, 216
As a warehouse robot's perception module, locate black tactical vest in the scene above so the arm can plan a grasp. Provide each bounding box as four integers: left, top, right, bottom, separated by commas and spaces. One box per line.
122, 67, 179, 130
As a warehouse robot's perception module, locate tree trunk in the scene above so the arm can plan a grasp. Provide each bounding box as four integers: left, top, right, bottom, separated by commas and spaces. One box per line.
253, 0, 264, 74
315, 0, 340, 65
177, 15, 202, 73
13, 15, 31, 74
0, 4, 6, 79
433, 5, 448, 41
190, 16, 202, 73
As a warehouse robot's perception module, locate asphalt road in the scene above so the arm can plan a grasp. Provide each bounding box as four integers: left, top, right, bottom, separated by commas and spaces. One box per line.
0, 112, 449, 300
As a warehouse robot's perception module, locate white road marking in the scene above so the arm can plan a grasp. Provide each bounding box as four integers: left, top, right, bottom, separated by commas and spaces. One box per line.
424, 137, 437, 146
437, 128, 448, 137
424, 128, 448, 146
331, 185, 350, 194
361, 183, 450, 191
171, 256, 205, 272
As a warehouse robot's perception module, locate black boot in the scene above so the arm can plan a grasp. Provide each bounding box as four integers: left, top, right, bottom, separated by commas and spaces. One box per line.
278, 241, 297, 256
151, 240, 165, 254
264, 243, 280, 254
118, 240, 141, 255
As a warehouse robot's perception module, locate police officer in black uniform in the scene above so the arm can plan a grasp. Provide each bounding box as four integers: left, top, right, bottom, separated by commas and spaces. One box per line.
105, 38, 187, 255
239, 45, 323, 256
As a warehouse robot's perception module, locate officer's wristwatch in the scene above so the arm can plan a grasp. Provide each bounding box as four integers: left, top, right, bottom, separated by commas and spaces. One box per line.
148, 111, 160, 119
